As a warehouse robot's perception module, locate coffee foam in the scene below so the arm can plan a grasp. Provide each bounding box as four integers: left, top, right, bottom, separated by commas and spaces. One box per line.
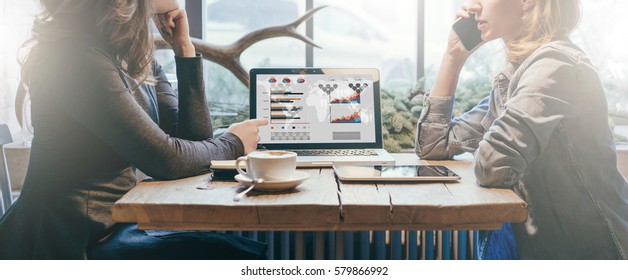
251, 151, 294, 159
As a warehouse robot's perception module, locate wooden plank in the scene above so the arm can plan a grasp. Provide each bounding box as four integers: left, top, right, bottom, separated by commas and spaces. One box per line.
254, 169, 340, 226
113, 173, 258, 225
337, 179, 390, 224
426, 158, 528, 224
134, 222, 503, 231
114, 153, 527, 231
337, 154, 429, 225
340, 153, 526, 226
382, 181, 458, 224
382, 176, 526, 225
114, 169, 341, 227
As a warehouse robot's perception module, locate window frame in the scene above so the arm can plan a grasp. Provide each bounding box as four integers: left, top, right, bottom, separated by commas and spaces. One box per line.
185, 0, 425, 80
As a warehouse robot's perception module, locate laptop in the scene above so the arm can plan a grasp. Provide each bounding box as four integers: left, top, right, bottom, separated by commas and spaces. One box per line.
249, 68, 395, 167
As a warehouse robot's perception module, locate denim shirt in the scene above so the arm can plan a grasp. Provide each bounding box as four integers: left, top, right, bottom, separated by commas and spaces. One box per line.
415, 40, 628, 259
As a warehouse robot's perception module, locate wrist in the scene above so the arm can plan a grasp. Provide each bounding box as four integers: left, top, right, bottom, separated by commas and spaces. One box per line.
430, 54, 466, 98
441, 53, 467, 71
172, 40, 196, 57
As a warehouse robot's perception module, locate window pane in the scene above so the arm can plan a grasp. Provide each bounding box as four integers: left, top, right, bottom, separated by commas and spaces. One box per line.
203, 0, 306, 130
574, 0, 628, 114
310, 0, 419, 152
0, 0, 40, 142
153, 0, 185, 81
313, 0, 418, 92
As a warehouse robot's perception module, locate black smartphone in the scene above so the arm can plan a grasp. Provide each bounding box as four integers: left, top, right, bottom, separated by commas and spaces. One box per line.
452, 15, 483, 51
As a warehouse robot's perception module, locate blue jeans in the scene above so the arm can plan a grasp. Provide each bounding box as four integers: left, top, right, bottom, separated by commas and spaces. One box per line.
88, 224, 268, 260
478, 223, 520, 260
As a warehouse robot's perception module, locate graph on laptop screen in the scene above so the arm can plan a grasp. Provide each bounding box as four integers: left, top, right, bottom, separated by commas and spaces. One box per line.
255, 73, 377, 144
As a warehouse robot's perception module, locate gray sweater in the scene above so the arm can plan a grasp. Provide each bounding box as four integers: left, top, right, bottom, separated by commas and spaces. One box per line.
0, 44, 244, 259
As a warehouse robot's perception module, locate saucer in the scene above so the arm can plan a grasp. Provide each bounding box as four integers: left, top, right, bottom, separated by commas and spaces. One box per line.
234, 171, 310, 191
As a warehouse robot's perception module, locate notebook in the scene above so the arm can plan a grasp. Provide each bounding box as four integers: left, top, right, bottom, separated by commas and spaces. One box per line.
249, 68, 395, 167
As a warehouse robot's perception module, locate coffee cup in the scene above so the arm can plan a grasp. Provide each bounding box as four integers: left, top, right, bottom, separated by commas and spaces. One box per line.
235, 150, 297, 182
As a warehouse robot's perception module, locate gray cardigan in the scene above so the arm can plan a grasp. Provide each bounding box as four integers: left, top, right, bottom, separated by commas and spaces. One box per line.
416, 40, 628, 259
0, 43, 244, 259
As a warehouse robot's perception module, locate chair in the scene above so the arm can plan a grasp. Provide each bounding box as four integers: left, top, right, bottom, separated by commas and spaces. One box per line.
1, 123, 14, 216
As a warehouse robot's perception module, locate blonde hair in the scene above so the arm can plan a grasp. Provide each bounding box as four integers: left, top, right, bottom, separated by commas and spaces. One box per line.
507, 0, 581, 63
21, 0, 154, 87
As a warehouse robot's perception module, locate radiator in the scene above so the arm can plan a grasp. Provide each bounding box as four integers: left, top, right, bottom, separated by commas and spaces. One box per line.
228, 230, 480, 260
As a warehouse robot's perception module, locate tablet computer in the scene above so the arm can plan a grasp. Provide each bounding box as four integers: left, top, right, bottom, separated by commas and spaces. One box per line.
333, 165, 461, 182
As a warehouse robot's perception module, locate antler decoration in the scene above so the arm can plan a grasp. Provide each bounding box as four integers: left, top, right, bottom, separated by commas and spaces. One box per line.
155, 5, 324, 86
16, 6, 326, 128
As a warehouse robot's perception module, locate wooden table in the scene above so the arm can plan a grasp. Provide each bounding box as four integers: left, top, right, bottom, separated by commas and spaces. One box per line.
112, 153, 527, 231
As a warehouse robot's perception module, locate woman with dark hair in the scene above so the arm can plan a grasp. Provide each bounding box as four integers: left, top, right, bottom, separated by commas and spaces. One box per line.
416, 0, 628, 259
0, 0, 268, 259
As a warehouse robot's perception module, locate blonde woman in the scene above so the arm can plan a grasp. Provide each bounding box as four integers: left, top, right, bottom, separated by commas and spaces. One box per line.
416, 0, 628, 259
0, 0, 268, 259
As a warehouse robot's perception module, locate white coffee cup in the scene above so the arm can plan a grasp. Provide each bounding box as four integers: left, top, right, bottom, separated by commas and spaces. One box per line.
235, 150, 297, 182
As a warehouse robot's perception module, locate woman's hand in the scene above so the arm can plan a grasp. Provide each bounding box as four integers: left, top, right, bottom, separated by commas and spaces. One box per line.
227, 119, 270, 155
429, 2, 483, 97
154, 8, 196, 57
444, 2, 484, 64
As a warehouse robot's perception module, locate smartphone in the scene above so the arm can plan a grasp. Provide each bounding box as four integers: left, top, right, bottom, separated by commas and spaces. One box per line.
333, 165, 461, 182
452, 15, 483, 51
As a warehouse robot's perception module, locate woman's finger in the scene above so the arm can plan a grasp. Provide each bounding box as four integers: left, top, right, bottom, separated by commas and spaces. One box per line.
162, 14, 173, 36
455, 4, 471, 20
166, 10, 176, 28
455, 10, 471, 19
466, 3, 482, 14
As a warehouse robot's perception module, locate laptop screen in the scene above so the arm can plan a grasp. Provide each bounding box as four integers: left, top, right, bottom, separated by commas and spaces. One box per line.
250, 68, 382, 150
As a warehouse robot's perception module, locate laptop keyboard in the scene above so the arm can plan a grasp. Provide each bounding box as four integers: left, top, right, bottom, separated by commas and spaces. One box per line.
291, 149, 379, 157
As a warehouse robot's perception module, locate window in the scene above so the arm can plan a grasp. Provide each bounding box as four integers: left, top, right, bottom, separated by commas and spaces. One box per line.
188, 0, 420, 150
6, 1, 624, 149
201, 0, 307, 132
312, 0, 418, 91
574, 0, 628, 120
0, 0, 39, 142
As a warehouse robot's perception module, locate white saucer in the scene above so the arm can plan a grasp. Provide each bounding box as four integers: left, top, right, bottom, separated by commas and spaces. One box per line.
234, 171, 310, 191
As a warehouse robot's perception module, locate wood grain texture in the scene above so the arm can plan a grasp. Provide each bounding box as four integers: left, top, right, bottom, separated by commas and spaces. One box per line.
427, 157, 528, 224
113, 153, 528, 231
135, 222, 503, 231
114, 169, 340, 227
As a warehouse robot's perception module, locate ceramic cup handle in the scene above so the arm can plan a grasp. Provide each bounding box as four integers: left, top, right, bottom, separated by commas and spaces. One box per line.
235, 156, 249, 178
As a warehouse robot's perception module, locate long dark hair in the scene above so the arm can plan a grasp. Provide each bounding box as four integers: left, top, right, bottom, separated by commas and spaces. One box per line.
21, 0, 154, 88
